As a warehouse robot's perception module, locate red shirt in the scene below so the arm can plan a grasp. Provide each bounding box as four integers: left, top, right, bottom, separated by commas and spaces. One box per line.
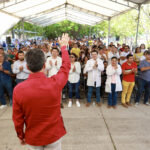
122, 61, 137, 82
12, 46, 71, 146
120, 48, 125, 52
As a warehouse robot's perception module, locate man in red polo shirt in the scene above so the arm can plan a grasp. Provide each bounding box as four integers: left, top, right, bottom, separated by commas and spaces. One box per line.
12, 34, 70, 150
121, 54, 137, 108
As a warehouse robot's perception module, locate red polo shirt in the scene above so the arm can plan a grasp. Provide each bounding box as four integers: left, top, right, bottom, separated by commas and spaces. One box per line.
12, 46, 70, 146
122, 61, 137, 82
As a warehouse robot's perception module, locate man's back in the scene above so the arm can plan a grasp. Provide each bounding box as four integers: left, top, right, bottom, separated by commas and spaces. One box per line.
13, 44, 70, 147
13, 72, 66, 146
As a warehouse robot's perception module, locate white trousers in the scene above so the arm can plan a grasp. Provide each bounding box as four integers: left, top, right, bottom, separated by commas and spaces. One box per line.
27, 139, 61, 150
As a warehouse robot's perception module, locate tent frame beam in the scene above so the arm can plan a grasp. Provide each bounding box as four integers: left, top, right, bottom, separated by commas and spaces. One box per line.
0, 9, 21, 19
29, 7, 102, 24
81, 0, 121, 13
36, 13, 94, 26
25, 3, 109, 21
11, 0, 54, 14
0, 0, 28, 9
25, 4, 65, 20
108, 17, 111, 45
108, 0, 138, 9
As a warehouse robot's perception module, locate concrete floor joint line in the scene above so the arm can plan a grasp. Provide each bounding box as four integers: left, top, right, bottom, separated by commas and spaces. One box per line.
99, 108, 117, 150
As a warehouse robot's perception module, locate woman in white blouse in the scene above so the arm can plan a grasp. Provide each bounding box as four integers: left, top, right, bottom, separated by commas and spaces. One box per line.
105, 57, 122, 109
68, 53, 81, 107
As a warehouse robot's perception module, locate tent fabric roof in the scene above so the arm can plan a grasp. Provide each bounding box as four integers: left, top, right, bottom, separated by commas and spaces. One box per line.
0, 0, 149, 36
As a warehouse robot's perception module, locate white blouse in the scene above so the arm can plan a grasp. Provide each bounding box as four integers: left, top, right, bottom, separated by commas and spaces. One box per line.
68, 62, 81, 83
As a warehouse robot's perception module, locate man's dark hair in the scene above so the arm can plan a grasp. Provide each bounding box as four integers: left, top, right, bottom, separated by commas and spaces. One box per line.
103, 60, 108, 64
91, 50, 98, 54
126, 54, 133, 59
18, 51, 24, 54
51, 47, 59, 52
111, 56, 118, 60
125, 45, 130, 49
92, 45, 97, 49
25, 48, 45, 73
112, 45, 117, 48
98, 46, 103, 51
146, 50, 150, 55
144, 50, 148, 55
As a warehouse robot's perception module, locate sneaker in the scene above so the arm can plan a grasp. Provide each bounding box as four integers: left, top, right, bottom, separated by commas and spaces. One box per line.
145, 102, 150, 106
68, 101, 72, 108
76, 100, 80, 107
0, 105, 7, 109
135, 102, 139, 106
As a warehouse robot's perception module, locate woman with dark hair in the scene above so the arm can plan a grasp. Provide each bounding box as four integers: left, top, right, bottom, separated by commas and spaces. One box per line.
140, 44, 146, 53
105, 57, 122, 109
84, 47, 91, 59
134, 47, 143, 65
68, 53, 81, 107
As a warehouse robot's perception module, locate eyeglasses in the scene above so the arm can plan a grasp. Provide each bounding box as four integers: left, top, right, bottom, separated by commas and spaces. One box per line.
70, 56, 75, 58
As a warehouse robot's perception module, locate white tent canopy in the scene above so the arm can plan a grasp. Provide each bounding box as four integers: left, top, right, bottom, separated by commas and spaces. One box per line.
0, 0, 149, 36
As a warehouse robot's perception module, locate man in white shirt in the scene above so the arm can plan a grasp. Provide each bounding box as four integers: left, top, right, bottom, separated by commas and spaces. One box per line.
108, 45, 120, 65
84, 50, 104, 107
13, 51, 30, 84
45, 47, 62, 77
120, 45, 132, 65
45, 47, 64, 108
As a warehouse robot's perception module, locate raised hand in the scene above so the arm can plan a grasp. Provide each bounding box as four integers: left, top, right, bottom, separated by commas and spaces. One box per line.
114, 65, 118, 70
93, 61, 98, 69
19, 66, 23, 72
58, 33, 70, 47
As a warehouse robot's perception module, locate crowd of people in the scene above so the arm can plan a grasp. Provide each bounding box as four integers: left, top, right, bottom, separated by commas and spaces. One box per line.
0, 38, 150, 109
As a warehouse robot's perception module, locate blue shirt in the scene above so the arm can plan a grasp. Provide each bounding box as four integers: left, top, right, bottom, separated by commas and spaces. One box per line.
0, 61, 12, 81
139, 60, 150, 81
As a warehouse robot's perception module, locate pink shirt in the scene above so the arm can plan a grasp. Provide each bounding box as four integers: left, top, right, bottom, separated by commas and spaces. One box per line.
111, 74, 116, 83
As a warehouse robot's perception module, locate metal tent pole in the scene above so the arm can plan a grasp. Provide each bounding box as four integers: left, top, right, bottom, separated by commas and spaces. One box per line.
108, 17, 111, 45
22, 18, 25, 44
135, 4, 141, 47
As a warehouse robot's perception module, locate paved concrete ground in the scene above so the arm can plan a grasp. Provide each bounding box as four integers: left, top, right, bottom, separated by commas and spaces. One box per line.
0, 101, 150, 150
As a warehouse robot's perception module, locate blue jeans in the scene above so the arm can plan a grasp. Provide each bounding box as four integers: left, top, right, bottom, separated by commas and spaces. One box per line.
108, 84, 117, 106
87, 86, 100, 103
0, 79, 13, 105
68, 81, 80, 99
16, 79, 26, 85
135, 78, 150, 104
